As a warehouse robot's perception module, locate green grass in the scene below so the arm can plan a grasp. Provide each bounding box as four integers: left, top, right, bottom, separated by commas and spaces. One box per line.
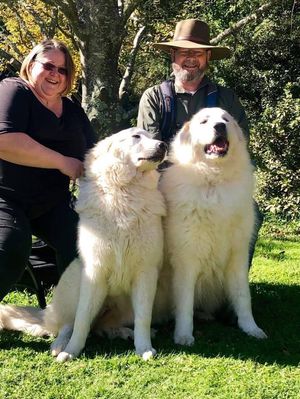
0, 219, 299, 399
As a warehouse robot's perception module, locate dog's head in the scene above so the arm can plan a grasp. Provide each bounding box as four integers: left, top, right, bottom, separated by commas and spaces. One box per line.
85, 128, 167, 186
109, 128, 168, 172
170, 107, 246, 165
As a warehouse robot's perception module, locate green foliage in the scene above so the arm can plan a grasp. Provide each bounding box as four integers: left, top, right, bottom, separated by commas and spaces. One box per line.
260, 214, 300, 241
253, 84, 300, 218
0, 0, 80, 84
226, 1, 300, 219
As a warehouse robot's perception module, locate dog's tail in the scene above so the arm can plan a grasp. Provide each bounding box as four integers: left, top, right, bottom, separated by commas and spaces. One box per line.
0, 304, 51, 336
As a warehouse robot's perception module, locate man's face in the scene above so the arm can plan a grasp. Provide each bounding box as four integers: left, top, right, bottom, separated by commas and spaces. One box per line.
172, 48, 211, 83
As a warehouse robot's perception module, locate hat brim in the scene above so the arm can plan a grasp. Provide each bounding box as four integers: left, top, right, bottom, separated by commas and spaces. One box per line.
153, 40, 231, 60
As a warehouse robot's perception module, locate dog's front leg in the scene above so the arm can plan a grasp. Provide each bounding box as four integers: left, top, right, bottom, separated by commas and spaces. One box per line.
131, 271, 158, 360
225, 250, 267, 339
51, 324, 73, 356
173, 265, 196, 346
56, 269, 108, 362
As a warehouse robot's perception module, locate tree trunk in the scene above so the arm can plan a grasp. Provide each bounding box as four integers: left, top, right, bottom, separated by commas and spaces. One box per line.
64, 0, 125, 137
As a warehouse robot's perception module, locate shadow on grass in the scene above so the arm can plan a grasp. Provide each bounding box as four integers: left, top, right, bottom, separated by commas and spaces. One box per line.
1, 282, 299, 367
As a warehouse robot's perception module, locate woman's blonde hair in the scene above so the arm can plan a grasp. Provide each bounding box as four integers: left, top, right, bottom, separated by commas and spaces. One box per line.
20, 39, 75, 96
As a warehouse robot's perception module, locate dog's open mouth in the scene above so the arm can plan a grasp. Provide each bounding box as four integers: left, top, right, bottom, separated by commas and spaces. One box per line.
204, 137, 229, 157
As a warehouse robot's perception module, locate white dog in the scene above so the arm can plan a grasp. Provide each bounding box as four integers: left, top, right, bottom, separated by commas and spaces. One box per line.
159, 107, 267, 345
0, 128, 167, 361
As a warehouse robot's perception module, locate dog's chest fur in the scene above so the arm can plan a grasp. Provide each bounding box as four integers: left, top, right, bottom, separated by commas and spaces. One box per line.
161, 165, 253, 270
76, 171, 165, 294
78, 172, 165, 230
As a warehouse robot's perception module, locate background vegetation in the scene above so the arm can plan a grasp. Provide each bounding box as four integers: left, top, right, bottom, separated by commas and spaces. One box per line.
0, 0, 299, 219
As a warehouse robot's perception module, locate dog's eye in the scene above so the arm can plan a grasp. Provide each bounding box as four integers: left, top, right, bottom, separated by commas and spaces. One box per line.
223, 117, 229, 122
132, 134, 141, 139
200, 119, 208, 124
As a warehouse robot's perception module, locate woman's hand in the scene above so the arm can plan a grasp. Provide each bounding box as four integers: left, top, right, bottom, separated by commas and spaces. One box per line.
58, 156, 84, 181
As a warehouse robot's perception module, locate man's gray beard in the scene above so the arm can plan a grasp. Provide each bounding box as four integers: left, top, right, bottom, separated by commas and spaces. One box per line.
172, 64, 204, 83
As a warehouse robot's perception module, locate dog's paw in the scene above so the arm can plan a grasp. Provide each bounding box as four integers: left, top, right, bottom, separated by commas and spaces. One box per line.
142, 349, 156, 361
245, 326, 267, 339
50, 340, 67, 357
239, 320, 267, 339
51, 345, 61, 357
136, 347, 157, 361
174, 333, 195, 346
56, 351, 75, 362
50, 325, 73, 357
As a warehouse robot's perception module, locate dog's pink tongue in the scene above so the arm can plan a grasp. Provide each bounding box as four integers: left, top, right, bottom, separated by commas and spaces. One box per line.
211, 144, 221, 153
207, 138, 228, 154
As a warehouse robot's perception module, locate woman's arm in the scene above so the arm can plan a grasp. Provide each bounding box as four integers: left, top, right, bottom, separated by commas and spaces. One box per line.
0, 132, 84, 180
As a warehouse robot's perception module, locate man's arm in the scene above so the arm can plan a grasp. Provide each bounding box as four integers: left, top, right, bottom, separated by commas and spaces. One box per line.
230, 93, 250, 142
218, 86, 250, 142
137, 86, 162, 139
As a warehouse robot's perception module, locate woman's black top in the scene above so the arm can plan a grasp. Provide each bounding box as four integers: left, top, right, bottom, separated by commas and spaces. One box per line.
0, 77, 96, 217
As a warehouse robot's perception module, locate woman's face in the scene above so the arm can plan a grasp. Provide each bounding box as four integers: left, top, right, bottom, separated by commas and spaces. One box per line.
29, 49, 68, 99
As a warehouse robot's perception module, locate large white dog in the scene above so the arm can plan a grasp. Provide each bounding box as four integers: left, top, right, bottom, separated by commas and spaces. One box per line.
0, 128, 167, 361
159, 107, 267, 345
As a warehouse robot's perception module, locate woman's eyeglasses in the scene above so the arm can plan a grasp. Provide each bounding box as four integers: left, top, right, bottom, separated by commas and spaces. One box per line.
35, 60, 68, 76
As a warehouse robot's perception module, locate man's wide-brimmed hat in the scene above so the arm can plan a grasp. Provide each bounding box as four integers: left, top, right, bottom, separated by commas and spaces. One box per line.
153, 19, 231, 60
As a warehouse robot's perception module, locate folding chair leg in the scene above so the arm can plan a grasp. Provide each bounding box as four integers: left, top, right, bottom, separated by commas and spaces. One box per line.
25, 263, 47, 309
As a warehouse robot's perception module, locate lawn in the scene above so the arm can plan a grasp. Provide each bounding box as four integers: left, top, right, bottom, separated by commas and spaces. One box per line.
0, 219, 299, 399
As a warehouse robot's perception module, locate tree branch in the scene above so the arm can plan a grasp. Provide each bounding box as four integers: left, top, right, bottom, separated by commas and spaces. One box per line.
0, 48, 22, 72
211, 0, 280, 44
122, 0, 143, 24
119, 25, 146, 100
43, 0, 79, 27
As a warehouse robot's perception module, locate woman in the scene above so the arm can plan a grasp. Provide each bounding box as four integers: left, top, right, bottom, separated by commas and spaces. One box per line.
0, 39, 96, 300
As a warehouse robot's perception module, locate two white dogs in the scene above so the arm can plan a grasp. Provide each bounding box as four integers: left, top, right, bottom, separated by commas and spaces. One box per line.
0, 108, 266, 361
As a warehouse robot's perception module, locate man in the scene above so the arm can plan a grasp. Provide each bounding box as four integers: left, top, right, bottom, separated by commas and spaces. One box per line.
137, 19, 249, 142
137, 19, 262, 267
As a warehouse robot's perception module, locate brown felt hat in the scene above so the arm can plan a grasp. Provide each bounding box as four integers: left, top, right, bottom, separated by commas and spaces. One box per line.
153, 19, 231, 60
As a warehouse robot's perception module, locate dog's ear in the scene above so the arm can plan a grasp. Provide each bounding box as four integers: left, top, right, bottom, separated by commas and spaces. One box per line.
84, 134, 138, 186
168, 121, 193, 164
84, 136, 113, 172
177, 122, 191, 145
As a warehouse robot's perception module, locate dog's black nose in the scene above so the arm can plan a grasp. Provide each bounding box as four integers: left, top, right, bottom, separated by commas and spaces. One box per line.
157, 141, 168, 152
214, 123, 227, 136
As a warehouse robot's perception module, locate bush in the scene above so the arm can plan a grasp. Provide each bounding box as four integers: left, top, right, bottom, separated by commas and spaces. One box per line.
252, 84, 300, 219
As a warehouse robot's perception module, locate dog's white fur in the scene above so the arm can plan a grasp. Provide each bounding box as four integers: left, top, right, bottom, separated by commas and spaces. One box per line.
0, 128, 167, 361
159, 107, 267, 345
